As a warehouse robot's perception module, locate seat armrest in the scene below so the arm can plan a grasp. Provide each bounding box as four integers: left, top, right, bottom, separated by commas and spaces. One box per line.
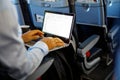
26, 58, 54, 80
108, 25, 120, 40
77, 35, 100, 57
84, 57, 100, 69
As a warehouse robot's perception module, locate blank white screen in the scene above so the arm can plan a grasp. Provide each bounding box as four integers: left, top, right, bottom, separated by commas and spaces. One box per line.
42, 12, 73, 39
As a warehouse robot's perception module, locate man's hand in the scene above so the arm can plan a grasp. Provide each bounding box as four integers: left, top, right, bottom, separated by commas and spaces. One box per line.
22, 30, 44, 43
41, 37, 65, 50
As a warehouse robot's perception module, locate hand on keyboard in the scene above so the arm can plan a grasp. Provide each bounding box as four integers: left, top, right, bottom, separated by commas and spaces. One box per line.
41, 37, 65, 50
22, 30, 44, 43
54, 37, 65, 47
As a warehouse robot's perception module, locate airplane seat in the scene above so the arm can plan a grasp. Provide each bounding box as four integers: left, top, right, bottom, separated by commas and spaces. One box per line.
66, 0, 102, 74
71, 26, 102, 74
26, 0, 69, 29
107, 24, 120, 53
106, 0, 120, 53
76, 34, 102, 74
75, 0, 107, 51
75, 0, 120, 66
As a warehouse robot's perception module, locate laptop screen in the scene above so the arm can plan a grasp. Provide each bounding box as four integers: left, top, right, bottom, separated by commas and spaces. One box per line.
42, 11, 74, 39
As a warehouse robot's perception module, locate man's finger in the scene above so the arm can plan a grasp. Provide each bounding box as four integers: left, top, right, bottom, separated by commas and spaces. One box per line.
32, 35, 40, 40
56, 42, 65, 47
31, 30, 44, 36
54, 38, 64, 43
54, 38, 65, 46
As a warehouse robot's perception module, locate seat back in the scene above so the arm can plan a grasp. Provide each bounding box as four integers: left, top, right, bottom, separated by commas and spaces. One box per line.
107, 0, 120, 18
75, 0, 120, 66
75, 0, 106, 27
26, 0, 69, 29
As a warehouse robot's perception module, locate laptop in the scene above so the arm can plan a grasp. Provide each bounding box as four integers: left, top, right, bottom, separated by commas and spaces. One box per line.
26, 11, 75, 51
